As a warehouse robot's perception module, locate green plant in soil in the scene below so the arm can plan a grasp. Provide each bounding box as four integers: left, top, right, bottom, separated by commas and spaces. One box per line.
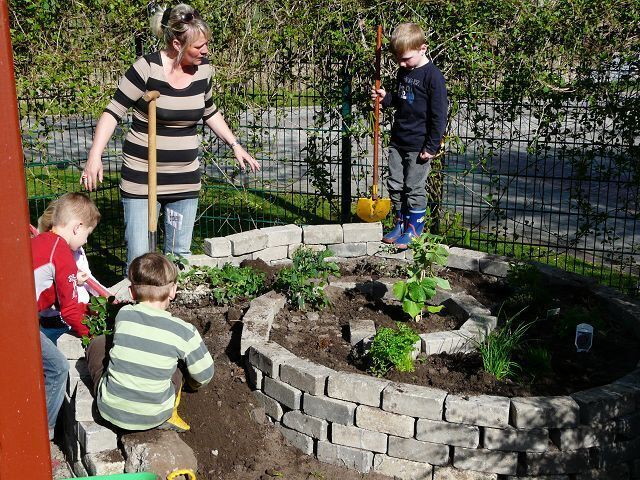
207, 264, 265, 305
523, 345, 553, 378
368, 322, 421, 377
503, 262, 552, 316
393, 232, 451, 321
166, 252, 190, 272
82, 295, 119, 347
274, 246, 339, 311
471, 308, 532, 381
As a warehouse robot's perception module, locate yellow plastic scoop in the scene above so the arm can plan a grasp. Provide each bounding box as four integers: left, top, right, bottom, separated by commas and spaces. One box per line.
357, 25, 391, 223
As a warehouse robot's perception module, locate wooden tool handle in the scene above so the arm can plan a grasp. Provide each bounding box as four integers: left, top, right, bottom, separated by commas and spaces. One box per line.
372, 25, 382, 200
143, 91, 160, 238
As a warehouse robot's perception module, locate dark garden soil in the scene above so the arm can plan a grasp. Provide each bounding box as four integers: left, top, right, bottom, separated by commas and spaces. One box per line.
169, 302, 389, 480
270, 262, 640, 398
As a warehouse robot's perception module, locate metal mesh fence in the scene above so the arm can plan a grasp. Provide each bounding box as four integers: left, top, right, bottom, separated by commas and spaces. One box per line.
20, 45, 639, 292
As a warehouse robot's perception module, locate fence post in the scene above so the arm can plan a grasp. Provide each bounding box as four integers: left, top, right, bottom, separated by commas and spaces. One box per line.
340, 67, 352, 224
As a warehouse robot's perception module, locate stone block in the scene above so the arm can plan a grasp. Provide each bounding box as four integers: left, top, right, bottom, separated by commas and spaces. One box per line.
247, 341, 296, 377
77, 421, 118, 454
416, 418, 480, 448
454, 447, 518, 476
373, 454, 433, 479
550, 424, 615, 450
74, 380, 97, 422
246, 362, 263, 390
224, 253, 253, 266
280, 357, 334, 395
204, 237, 232, 257
444, 293, 492, 319
382, 383, 447, 420
67, 358, 90, 396
327, 242, 368, 257
387, 436, 450, 465
240, 333, 263, 358
483, 426, 549, 452
289, 243, 326, 258
260, 224, 303, 247
83, 450, 125, 476
434, 466, 498, 480
349, 319, 376, 346
302, 224, 343, 244
57, 334, 84, 360
282, 410, 328, 440
356, 405, 415, 438
510, 396, 580, 428
445, 394, 510, 428
343, 222, 383, 243
327, 372, 390, 407
597, 437, 640, 468
525, 449, 591, 475
241, 292, 286, 352
253, 245, 289, 263
303, 393, 356, 425
331, 423, 387, 453
122, 430, 197, 477
226, 230, 268, 255
316, 441, 373, 474
186, 254, 223, 268
270, 258, 293, 267
479, 255, 511, 277
447, 247, 486, 272
252, 390, 283, 421
277, 423, 314, 455
421, 331, 474, 355
571, 384, 637, 424
263, 376, 302, 410
460, 314, 498, 338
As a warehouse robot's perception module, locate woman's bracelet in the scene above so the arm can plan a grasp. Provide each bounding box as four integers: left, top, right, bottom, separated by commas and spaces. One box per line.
228, 140, 241, 149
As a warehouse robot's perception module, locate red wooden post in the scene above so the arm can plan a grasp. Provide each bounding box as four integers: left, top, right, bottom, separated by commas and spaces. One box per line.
0, 0, 53, 477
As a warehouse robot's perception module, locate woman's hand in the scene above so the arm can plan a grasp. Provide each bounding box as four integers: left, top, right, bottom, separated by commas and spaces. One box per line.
371, 87, 386, 101
232, 144, 261, 172
81, 154, 104, 192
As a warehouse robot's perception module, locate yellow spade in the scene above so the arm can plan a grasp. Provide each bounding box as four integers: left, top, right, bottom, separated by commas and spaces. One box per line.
357, 25, 391, 223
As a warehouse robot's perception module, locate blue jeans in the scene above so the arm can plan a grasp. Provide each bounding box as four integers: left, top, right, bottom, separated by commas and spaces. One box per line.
41, 325, 71, 345
40, 332, 69, 429
122, 197, 198, 269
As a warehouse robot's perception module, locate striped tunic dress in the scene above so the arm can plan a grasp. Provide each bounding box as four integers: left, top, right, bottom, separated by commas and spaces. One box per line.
96, 303, 214, 430
104, 51, 218, 200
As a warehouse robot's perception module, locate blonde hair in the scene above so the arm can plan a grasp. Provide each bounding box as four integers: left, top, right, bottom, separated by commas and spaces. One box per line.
150, 3, 211, 65
38, 200, 57, 233
389, 23, 426, 56
128, 252, 178, 302
49, 193, 101, 229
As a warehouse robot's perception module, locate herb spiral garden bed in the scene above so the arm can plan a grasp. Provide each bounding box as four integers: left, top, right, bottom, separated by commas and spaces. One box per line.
213, 223, 640, 479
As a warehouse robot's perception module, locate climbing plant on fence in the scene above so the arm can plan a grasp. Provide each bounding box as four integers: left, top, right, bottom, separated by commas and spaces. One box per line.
11, 0, 640, 291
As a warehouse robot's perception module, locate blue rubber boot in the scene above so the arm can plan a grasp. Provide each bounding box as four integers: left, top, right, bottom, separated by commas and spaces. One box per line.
395, 209, 426, 249
382, 213, 405, 244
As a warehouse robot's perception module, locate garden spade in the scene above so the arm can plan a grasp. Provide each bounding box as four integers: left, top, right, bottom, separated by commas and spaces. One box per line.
356, 25, 391, 223
143, 90, 161, 253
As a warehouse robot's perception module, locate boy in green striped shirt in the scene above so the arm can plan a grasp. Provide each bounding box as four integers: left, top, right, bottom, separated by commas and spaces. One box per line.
86, 253, 214, 432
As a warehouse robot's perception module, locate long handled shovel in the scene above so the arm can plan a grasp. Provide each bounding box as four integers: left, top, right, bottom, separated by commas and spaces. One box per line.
356, 25, 391, 223
143, 90, 161, 253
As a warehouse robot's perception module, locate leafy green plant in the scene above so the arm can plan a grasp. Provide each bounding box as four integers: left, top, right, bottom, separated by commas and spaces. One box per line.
393, 233, 451, 321
471, 308, 532, 381
81, 296, 118, 347
368, 323, 421, 377
504, 262, 551, 315
523, 345, 553, 377
274, 247, 339, 310
207, 263, 265, 305
166, 252, 190, 272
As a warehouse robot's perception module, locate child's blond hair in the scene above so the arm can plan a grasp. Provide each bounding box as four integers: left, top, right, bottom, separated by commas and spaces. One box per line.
50, 192, 101, 229
389, 23, 426, 56
128, 253, 178, 302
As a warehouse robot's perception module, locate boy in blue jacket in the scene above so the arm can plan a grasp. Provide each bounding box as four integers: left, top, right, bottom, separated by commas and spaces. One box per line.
372, 23, 448, 248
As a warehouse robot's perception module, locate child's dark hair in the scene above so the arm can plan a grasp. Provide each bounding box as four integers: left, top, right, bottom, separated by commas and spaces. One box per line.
128, 253, 178, 302
389, 23, 426, 56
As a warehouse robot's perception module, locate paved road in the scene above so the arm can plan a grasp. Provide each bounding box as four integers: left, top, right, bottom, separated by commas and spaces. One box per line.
21, 105, 639, 273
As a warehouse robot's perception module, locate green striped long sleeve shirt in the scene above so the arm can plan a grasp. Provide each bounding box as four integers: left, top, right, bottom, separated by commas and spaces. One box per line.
96, 303, 214, 430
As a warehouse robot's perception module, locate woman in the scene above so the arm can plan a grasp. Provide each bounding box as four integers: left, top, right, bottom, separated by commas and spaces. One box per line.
82, 3, 259, 268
